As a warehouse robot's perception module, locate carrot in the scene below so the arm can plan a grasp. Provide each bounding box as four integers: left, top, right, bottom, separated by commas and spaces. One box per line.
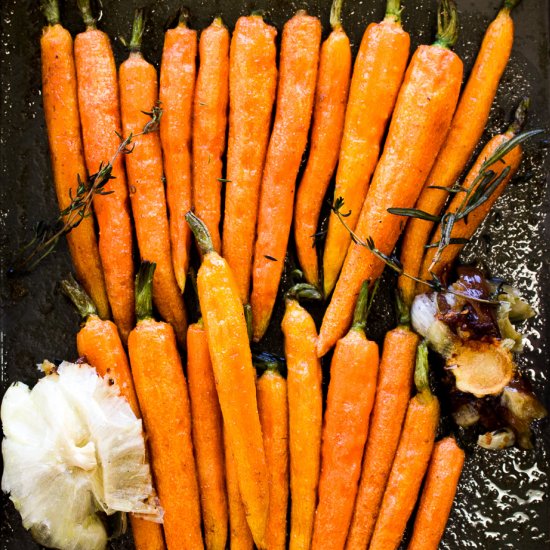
369, 341, 440, 550
60, 275, 166, 550
311, 281, 379, 550
192, 17, 230, 254
187, 321, 228, 550
317, 0, 463, 357
346, 324, 419, 549
74, 0, 135, 341
119, 11, 187, 345
160, 11, 197, 293
293, 0, 351, 289
250, 11, 321, 341
408, 436, 465, 550
222, 14, 277, 303
281, 284, 323, 550
128, 262, 203, 550
322, 0, 410, 296
256, 361, 289, 550
186, 212, 269, 549
399, 0, 520, 307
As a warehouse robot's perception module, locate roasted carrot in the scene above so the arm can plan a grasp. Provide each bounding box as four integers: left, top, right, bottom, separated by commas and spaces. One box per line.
322, 0, 410, 296
119, 11, 187, 345
222, 14, 277, 303
369, 341, 440, 550
187, 321, 228, 550
282, 284, 323, 550
186, 212, 269, 549
250, 11, 321, 341
317, 0, 463, 357
293, 0, 351, 289
408, 436, 465, 550
74, 0, 134, 341
346, 324, 419, 549
257, 362, 289, 550
128, 262, 203, 550
312, 281, 379, 550
160, 11, 197, 293
192, 17, 229, 254
399, 0, 520, 307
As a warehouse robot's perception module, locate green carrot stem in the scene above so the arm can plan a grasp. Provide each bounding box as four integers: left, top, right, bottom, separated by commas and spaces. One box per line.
351, 280, 370, 332
76, 0, 96, 29
186, 211, 214, 255
433, 0, 459, 49
60, 274, 97, 320
414, 340, 431, 394
128, 9, 146, 53
178, 6, 190, 26
330, 0, 344, 30
396, 290, 411, 327
503, 0, 522, 11
135, 261, 156, 321
385, 0, 403, 24
285, 283, 323, 303
40, 0, 60, 26
508, 97, 530, 135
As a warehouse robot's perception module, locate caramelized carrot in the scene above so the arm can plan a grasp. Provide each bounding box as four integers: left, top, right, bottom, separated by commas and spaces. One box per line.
322, 0, 410, 296
119, 11, 187, 344
160, 11, 197, 292
192, 17, 229, 253
74, 0, 134, 341
222, 14, 277, 303
251, 11, 321, 341
317, 0, 463, 357
294, 0, 351, 289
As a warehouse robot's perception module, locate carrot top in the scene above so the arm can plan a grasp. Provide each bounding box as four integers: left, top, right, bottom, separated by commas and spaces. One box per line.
285, 283, 323, 304
60, 274, 97, 321
433, 0, 459, 49
385, 0, 403, 23
329, 0, 344, 29
135, 261, 157, 321
186, 211, 214, 255
40, 0, 59, 26
76, 0, 96, 29
351, 280, 378, 333
127, 8, 146, 53
414, 340, 432, 396
503, 0, 522, 11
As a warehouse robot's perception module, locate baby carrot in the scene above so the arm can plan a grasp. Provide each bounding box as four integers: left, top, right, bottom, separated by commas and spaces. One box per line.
251, 11, 321, 341
74, 0, 134, 341
408, 437, 465, 550
322, 0, 410, 296
294, 0, 351, 289
119, 11, 187, 344
128, 262, 203, 550
317, 0, 463, 357
160, 11, 197, 293
192, 17, 230, 253
312, 281, 379, 550
187, 321, 228, 550
187, 212, 269, 549
222, 14, 277, 303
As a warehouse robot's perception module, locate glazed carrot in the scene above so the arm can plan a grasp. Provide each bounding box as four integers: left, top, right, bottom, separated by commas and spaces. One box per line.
222, 14, 277, 303
40, 0, 109, 320
294, 0, 351, 289
369, 341, 440, 550
61, 275, 165, 550
186, 212, 269, 549
74, 0, 134, 341
192, 17, 229, 253
187, 321, 228, 550
322, 0, 410, 296
160, 11, 197, 292
282, 284, 323, 550
346, 325, 419, 549
317, 0, 463, 357
408, 437, 465, 550
399, 0, 520, 307
119, 11, 187, 344
257, 362, 289, 550
250, 11, 321, 341
128, 262, 203, 550
312, 282, 379, 550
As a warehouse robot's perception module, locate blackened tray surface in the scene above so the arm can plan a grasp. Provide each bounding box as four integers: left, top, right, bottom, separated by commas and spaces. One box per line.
1, 0, 549, 548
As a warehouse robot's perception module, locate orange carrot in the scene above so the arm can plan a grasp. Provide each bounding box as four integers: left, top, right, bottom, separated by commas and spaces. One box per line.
222, 14, 277, 303
160, 11, 197, 293
408, 436, 465, 550
192, 17, 230, 253
187, 321, 228, 550
187, 212, 269, 549
317, 0, 463, 357
74, 0, 135, 341
128, 262, 203, 550
322, 0, 410, 296
294, 0, 351, 289
250, 11, 321, 341
119, 11, 187, 344
312, 281, 379, 550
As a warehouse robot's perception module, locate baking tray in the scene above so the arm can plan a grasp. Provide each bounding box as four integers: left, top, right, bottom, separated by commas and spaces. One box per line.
0, 0, 549, 548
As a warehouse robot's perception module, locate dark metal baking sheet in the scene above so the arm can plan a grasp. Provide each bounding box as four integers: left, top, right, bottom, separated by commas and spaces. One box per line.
1, 0, 549, 548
